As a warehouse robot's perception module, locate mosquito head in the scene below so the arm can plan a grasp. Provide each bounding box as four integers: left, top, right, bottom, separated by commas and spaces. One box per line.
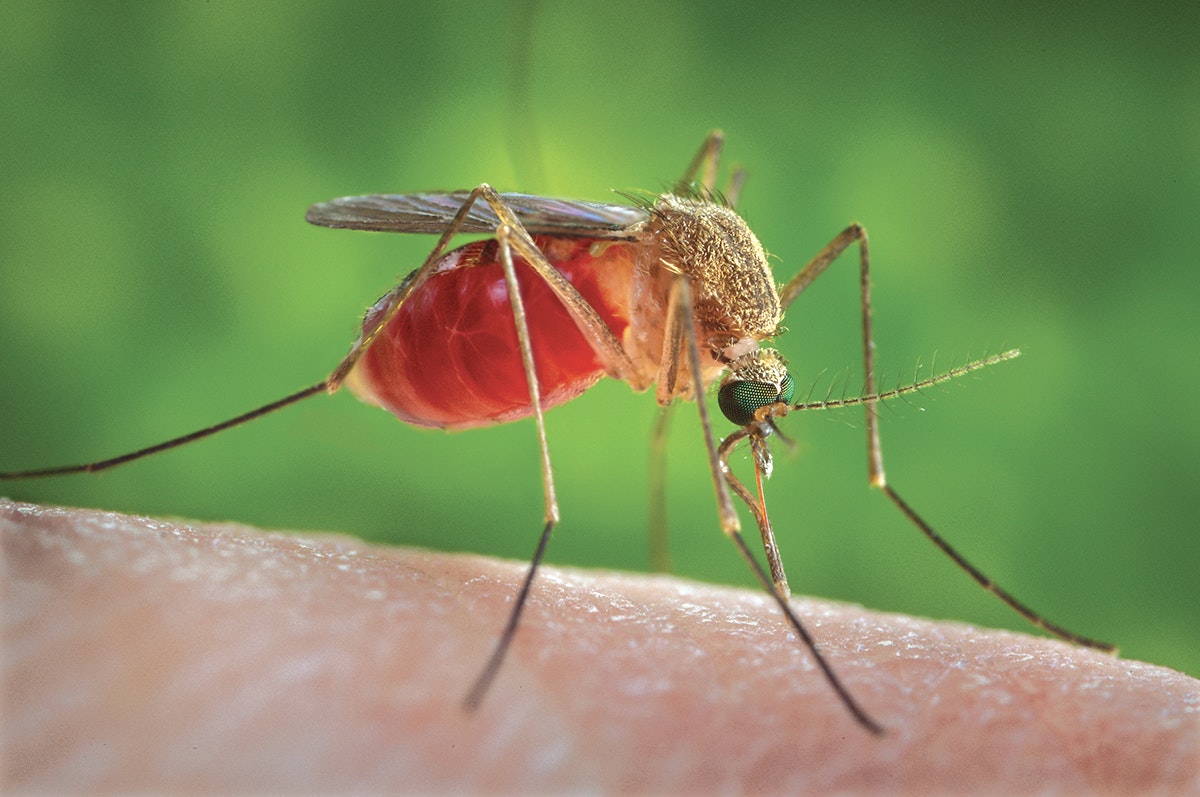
717, 348, 795, 427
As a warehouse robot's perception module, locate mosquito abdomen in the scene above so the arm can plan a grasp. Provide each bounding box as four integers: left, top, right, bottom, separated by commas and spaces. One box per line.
347, 237, 635, 429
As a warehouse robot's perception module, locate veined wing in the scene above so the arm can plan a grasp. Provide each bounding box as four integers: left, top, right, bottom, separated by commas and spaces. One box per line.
305, 191, 649, 238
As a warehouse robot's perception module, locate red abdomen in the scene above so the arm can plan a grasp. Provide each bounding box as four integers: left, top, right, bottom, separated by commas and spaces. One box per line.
348, 236, 634, 429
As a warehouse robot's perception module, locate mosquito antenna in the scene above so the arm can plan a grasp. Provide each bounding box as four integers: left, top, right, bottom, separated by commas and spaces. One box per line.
0, 381, 328, 480
790, 350, 1020, 413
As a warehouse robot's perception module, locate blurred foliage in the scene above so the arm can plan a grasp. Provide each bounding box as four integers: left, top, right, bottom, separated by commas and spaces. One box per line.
2, 2, 1197, 680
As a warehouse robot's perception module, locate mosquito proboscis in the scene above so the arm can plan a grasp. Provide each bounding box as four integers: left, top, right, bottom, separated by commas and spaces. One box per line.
0, 132, 1114, 735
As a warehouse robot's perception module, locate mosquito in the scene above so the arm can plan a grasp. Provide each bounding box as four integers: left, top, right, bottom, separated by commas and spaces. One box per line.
0, 131, 1113, 735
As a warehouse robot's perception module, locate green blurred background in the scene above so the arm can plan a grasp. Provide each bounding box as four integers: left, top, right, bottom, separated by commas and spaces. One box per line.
2, 3, 1197, 680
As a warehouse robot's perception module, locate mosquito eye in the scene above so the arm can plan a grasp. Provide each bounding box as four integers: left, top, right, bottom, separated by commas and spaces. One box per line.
718, 373, 795, 426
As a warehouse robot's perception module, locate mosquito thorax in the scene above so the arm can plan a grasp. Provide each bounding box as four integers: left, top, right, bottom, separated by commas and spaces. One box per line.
650, 193, 781, 342
717, 347, 795, 427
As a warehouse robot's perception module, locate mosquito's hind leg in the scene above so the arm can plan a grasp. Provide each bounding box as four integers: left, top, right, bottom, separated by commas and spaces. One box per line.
0, 383, 328, 480
0, 187, 553, 482
779, 225, 1114, 652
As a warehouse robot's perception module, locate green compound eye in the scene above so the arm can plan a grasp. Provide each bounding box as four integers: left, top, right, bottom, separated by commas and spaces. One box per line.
718, 373, 795, 427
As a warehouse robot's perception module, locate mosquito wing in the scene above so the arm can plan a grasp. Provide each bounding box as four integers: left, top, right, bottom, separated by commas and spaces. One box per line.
305, 191, 649, 239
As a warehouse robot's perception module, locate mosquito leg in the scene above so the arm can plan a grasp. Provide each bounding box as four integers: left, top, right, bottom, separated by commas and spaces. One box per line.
648, 405, 674, 573
0, 383, 328, 479
677, 130, 725, 195
0, 206, 498, 478
724, 167, 747, 209
778, 224, 867, 310
777, 224, 880, 479
2, 187, 537, 480
880, 482, 1115, 651
659, 278, 787, 592
655, 266, 687, 406
0, 186, 587, 481
676, 130, 745, 206
463, 223, 562, 711
317, 183, 601, 709
317, 183, 644, 705
470, 187, 641, 386
666, 275, 883, 734
496, 223, 560, 528
324, 184, 502, 391
780, 226, 1115, 652
715, 430, 883, 734
659, 277, 737, 530
639, 132, 745, 558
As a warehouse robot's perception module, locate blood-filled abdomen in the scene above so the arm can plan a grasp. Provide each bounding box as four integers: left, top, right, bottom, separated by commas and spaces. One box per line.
347, 236, 635, 429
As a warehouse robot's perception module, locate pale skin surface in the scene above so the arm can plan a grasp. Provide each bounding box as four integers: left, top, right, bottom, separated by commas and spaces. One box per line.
2, 500, 1198, 795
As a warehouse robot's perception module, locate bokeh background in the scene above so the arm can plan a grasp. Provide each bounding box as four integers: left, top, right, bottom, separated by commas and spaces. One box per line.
2, 3, 1197, 681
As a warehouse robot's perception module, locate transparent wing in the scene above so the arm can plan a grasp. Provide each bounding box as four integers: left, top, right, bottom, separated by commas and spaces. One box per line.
305, 191, 649, 238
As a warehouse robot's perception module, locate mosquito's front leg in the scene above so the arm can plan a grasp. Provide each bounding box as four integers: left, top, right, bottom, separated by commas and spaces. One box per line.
646, 133, 750, 569
665, 273, 884, 735
777, 224, 882, 485
780, 224, 1114, 652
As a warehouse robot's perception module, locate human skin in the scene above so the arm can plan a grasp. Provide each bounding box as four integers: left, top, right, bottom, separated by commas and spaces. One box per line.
2, 500, 1197, 794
